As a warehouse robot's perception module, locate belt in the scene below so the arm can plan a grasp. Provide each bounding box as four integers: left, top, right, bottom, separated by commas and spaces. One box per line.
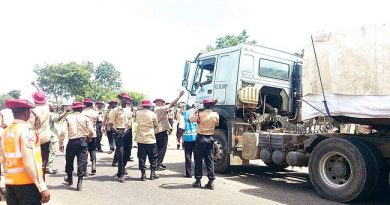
197, 134, 213, 138
69, 137, 86, 141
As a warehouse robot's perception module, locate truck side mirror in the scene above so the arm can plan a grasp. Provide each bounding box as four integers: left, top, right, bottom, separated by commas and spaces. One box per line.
183, 61, 191, 80
182, 79, 188, 88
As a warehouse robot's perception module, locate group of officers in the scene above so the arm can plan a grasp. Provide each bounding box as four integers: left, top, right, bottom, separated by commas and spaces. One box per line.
0, 82, 220, 204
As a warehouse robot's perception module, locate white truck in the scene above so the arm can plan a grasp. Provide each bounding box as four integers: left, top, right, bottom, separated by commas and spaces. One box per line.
181, 24, 390, 202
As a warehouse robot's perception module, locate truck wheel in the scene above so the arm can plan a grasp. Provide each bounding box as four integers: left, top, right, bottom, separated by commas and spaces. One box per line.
308, 137, 374, 202
213, 129, 229, 173
264, 162, 288, 171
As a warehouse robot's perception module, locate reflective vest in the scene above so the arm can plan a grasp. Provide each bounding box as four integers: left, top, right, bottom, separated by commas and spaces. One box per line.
182, 110, 198, 142
1, 122, 43, 185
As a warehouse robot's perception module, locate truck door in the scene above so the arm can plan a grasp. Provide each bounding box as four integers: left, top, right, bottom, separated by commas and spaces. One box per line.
213, 54, 230, 104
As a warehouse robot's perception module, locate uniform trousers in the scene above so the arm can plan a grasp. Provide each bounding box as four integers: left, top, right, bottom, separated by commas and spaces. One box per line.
137, 143, 158, 172
40, 141, 50, 180
113, 129, 132, 178
194, 134, 215, 181
107, 130, 115, 151
96, 121, 103, 151
87, 138, 97, 163
65, 137, 88, 177
155, 131, 168, 166
6, 184, 41, 205
46, 136, 58, 171
183, 141, 195, 176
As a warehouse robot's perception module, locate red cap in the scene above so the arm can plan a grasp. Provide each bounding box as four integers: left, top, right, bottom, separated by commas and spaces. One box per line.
203, 99, 217, 106
140, 100, 153, 107
117, 93, 133, 100
95, 101, 104, 105
153, 98, 165, 103
5, 99, 35, 109
108, 100, 118, 104
83, 98, 94, 104
32, 91, 46, 104
72, 102, 85, 109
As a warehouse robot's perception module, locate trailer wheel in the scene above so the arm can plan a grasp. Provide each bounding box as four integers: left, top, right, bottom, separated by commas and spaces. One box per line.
264, 162, 288, 171
308, 137, 374, 202
213, 129, 229, 173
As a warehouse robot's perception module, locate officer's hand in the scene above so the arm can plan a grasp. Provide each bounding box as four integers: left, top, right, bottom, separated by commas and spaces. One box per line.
40, 190, 50, 203
60, 145, 64, 152
179, 90, 185, 97
66, 108, 71, 113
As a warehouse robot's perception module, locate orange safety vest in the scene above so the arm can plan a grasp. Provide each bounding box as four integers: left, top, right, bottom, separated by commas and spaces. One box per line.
1, 122, 43, 185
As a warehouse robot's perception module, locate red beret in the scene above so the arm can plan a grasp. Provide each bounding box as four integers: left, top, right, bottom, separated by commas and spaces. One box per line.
5, 99, 35, 109
72, 102, 85, 109
203, 99, 217, 106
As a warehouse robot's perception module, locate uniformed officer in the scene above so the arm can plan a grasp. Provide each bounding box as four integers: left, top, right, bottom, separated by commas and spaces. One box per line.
103, 100, 118, 154
60, 102, 94, 191
134, 100, 159, 181
29, 81, 51, 181
190, 99, 219, 190
0, 99, 50, 204
109, 93, 133, 183
82, 98, 99, 175
153, 90, 185, 170
95, 101, 105, 152
177, 101, 198, 178
46, 104, 69, 174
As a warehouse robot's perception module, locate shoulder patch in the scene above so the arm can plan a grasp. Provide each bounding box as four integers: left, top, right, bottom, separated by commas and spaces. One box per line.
24, 133, 36, 149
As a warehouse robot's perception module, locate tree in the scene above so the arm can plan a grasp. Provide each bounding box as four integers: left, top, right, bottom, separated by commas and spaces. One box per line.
0, 90, 21, 109
95, 61, 122, 91
206, 30, 257, 51
34, 61, 129, 103
34, 62, 94, 102
128, 91, 146, 104
8, 90, 21, 99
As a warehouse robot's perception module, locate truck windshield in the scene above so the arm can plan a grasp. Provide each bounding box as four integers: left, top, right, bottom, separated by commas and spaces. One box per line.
191, 57, 216, 93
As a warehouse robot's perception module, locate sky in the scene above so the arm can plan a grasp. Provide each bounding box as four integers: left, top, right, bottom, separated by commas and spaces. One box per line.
0, 0, 389, 102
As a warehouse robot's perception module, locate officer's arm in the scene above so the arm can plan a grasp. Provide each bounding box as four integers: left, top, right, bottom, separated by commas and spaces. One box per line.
153, 114, 158, 128
108, 108, 116, 125
168, 90, 185, 109
86, 118, 94, 138
20, 131, 47, 193
59, 119, 68, 148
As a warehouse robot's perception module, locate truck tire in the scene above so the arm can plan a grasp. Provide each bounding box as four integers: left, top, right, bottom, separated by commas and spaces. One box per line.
264, 162, 288, 171
308, 137, 375, 202
213, 129, 230, 173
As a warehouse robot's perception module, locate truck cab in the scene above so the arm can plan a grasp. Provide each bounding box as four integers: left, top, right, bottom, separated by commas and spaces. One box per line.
182, 43, 302, 172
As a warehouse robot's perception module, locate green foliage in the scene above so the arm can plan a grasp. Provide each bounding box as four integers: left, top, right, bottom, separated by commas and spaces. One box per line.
95, 61, 122, 91
121, 90, 147, 105
206, 30, 257, 51
34, 61, 145, 104
34, 62, 94, 101
0, 90, 21, 109
8, 90, 21, 99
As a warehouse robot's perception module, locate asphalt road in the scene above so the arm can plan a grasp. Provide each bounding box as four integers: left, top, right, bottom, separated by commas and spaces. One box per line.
44, 133, 390, 205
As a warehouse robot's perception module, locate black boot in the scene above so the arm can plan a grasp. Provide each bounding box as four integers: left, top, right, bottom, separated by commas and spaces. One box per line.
192, 180, 201, 188
64, 173, 73, 185
141, 171, 146, 181
205, 180, 214, 190
150, 169, 160, 180
91, 160, 96, 175
77, 177, 83, 191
